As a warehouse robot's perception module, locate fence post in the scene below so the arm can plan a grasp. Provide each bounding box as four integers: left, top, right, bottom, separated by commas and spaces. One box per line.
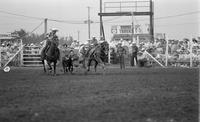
165, 34, 168, 67
0, 39, 1, 68
108, 43, 111, 64
190, 39, 193, 67
20, 39, 23, 66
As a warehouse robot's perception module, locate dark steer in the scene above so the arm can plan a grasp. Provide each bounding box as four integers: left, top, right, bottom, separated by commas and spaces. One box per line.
62, 56, 73, 73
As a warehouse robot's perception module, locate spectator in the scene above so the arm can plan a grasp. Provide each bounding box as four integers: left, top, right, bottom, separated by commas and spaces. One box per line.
130, 42, 138, 67
117, 42, 126, 70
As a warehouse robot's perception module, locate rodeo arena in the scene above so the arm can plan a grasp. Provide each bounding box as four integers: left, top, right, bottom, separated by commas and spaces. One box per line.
0, 0, 199, 122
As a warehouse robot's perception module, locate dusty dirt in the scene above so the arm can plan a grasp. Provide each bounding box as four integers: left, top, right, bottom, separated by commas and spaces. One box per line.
0, 67, 198, 122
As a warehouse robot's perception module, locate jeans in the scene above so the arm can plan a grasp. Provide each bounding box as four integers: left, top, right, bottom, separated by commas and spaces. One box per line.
131, 54, 138, 66
119, 55, 125, 69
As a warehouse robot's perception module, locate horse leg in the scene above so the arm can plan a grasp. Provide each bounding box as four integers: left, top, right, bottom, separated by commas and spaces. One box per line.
53, 61, 57, 75
87, 59, 92, 72
96, 57, 106, 75
47, 61, 52, 74
42, 60, 46, 73
94, 60, 98, 72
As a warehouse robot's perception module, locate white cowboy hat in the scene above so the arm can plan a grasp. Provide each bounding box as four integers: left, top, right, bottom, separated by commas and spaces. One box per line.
50, 28, 59, 32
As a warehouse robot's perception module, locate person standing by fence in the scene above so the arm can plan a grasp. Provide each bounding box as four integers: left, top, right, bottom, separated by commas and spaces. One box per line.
131, 42, 138, 67
117, 42, 126, 70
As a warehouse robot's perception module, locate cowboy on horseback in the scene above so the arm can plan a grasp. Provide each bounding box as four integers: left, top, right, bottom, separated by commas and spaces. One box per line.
49, 28, 59, 47
41, 28, 60, 75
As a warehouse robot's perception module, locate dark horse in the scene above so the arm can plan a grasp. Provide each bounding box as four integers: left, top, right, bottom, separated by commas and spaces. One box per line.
86, 41, 109, 72
41, 41, 60, 75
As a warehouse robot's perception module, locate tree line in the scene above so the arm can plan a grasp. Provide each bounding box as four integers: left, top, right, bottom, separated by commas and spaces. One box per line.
11, 29, 74, 46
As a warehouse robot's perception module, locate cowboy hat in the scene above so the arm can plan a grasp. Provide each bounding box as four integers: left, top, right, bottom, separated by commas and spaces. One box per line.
50, 28, 59, 32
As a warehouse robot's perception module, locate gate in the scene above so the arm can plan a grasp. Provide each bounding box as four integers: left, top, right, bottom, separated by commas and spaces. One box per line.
22, 45, 42, 67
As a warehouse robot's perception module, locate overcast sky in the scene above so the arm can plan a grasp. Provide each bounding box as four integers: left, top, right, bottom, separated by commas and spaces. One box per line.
0, 0, 199, 43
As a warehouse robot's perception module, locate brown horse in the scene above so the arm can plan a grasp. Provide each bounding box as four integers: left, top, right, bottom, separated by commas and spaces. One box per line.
41, 41, 60, 75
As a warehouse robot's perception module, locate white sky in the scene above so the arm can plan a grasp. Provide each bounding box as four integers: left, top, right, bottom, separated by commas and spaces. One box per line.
0, 0, 199, 43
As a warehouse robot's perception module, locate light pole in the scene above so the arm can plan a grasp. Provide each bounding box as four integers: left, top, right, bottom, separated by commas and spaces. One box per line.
131, 12, 135, 43
77, 30, 80, 41
88, 6, 91, 39
84, 7, 93, 40
44, 18, 47, 35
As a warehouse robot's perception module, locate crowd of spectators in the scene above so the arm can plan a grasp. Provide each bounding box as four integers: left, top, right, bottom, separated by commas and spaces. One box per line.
137, 38, 200, 67
0, 39, 22, 66
110, 37, 200, 67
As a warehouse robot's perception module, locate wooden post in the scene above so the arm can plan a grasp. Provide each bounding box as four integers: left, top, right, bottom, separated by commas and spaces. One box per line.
131, 12, 135, 43
190, 39, 193, 67
0, 39, 1, 68
108, 42, 111, 64
100, 0, 103, 38
44, 18, 48, 35
87, 7, 91, 39
165, 34, 168, 67
20, 39, 23, 66
149, 0, 154, 41
77, 30, 80, 41
136, 35, 139, 47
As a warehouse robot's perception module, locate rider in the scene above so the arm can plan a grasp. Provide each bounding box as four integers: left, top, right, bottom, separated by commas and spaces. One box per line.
87, 36, 98, 57
91, 36, 98, 47
42, 28, 59, 52
49, 28, 59, 47
41, 28, 59, 59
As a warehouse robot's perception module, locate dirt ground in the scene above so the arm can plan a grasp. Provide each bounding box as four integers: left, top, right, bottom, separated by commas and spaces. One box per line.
0, 67, 199, 122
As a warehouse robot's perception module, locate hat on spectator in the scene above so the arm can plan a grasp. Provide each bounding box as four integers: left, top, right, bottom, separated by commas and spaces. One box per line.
141, 48, 145, 51
118, 42, 122, 45
132, 42, 136, 45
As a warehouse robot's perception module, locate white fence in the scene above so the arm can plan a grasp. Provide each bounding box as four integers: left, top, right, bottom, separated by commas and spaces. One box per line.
22, 46, 42, 67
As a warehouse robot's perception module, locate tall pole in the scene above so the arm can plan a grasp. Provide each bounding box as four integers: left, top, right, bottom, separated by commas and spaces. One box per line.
190, 39, 193, 67
44, 18, 48, 35
131, 12, 134, 43
87, 7, 91, 39
150, 0, 154, 41
0, 39, 1, 68
100, 0, 103, 38
77, 30, 80, 41
20, 39, 23, 66
164, 34, 168, 67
